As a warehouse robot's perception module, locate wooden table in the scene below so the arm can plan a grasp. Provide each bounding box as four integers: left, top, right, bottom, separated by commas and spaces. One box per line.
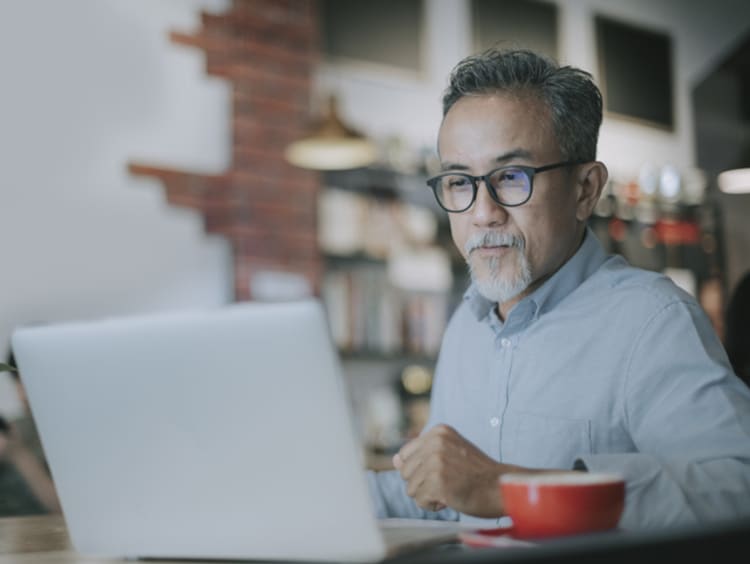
0, 515, 74, 563
0, 514, 223, 564
0, 515, 459, 564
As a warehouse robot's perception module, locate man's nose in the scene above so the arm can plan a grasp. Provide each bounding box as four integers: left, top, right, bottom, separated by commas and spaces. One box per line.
471, 180, 508, 225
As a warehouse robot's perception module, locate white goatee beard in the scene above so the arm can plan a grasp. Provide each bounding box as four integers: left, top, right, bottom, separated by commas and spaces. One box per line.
464, 232, 533, 304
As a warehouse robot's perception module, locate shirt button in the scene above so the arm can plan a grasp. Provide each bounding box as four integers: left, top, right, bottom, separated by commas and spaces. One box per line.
500, 338, 511, 348
490, 417, 500, 427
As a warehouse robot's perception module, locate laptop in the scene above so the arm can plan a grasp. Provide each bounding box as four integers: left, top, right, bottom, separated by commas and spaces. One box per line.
11, 299, 470, 562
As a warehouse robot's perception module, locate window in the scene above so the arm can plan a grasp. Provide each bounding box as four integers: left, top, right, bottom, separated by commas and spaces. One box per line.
319, 0, 424, 73
596, 16, 674, 130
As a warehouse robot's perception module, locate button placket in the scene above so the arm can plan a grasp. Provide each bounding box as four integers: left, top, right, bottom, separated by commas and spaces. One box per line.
492, 332, 516, 459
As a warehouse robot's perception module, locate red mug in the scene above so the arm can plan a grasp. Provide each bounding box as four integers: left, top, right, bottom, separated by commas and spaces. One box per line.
499, 471, 626, 540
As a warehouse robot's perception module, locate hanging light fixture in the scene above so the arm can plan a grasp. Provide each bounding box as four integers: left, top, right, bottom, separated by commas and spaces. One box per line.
284, 94, 378, 171
718, 168, 750, 194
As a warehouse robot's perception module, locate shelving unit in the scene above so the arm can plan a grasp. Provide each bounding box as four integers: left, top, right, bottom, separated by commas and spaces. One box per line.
590, 175, 726, 293
322, 262, 451, 357
317, 166, 466, 462
318, 166, 463, 358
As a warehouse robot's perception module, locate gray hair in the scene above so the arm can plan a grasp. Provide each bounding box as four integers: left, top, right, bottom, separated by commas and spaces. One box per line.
442, 48, 602, 162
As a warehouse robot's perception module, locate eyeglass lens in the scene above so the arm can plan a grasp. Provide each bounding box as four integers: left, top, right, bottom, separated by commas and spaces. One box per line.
435, 167, 531, 210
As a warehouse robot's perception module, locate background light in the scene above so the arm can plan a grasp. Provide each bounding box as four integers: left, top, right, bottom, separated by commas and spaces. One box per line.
285, 94, 378, 171
718, 168, 750, 194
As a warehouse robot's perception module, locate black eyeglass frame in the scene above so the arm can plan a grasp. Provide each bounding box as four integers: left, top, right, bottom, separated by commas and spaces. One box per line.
426, 160, 585, 213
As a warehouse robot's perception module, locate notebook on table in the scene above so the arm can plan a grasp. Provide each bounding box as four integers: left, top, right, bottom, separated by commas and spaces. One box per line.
11, 299, 470, 562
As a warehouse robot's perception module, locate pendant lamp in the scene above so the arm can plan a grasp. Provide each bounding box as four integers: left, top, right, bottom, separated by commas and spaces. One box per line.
284, 94, 378, 171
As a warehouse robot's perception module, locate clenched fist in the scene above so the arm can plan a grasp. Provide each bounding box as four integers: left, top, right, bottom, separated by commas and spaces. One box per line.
392, 424, 530, 517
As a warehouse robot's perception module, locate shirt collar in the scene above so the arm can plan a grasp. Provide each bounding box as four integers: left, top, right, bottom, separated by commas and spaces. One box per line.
463, 226, 608, 321
464, 284, 495, 320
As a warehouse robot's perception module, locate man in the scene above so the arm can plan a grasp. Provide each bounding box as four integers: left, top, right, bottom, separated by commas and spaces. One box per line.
367, 48, 750, 530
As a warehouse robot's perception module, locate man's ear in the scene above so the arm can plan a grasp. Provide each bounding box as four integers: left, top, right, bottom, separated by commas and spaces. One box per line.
575, 161, 608, 222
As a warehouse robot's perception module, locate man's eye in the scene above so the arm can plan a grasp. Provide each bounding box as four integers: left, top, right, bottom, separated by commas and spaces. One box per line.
448, 177, 470, 189
496, 169, 527, 186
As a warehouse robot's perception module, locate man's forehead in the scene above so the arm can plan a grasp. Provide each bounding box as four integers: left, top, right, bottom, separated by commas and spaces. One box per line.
438, 148, 536, 171
437, 95, 555, 164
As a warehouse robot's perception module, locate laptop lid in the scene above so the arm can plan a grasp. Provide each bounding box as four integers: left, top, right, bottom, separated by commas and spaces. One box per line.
11, 299, 391, 562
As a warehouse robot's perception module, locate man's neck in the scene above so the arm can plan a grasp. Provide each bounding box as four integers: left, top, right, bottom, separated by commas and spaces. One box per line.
494, 226, 587, 321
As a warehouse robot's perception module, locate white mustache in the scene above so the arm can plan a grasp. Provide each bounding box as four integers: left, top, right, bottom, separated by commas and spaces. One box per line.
464, 232, 525, 255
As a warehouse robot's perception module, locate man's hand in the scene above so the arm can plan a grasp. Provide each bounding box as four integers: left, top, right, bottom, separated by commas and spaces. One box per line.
392, 424, 526, 518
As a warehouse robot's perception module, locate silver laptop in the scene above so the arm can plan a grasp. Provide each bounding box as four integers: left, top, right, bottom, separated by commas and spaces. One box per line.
11, 299, 467, 562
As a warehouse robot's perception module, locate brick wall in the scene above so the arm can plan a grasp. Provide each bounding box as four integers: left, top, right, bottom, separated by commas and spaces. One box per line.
129, 0, 321, 301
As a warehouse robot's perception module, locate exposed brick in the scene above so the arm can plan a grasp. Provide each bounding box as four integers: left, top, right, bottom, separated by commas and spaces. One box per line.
212, 64, 311, 94
232, 91, 310, 121
230, 169, 318, 192
232, 119, 306, 151
231, 153, 289, 178
230, 0, 318, 26
129, 0, 321, 299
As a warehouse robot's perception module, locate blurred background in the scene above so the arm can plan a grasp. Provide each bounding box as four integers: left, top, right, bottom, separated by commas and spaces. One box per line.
2, 0, 749, 469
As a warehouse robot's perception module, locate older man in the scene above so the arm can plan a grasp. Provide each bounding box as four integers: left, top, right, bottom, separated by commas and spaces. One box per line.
367, 48, 750, 531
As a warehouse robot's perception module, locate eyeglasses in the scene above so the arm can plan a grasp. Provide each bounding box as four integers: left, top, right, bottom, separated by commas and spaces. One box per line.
426, 160, 584, 213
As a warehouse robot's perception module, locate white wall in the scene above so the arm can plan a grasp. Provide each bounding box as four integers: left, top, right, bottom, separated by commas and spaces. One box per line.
0, 0, 233, 370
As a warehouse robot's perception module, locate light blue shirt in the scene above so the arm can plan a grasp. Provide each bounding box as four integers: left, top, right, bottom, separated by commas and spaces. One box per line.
368, 227, 750, 530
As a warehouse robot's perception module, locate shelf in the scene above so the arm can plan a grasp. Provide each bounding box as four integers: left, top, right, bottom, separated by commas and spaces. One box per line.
323, 166, 445, 219
339, 350, 437, 364
323, 252, 387, 267
319, 165, 460, 363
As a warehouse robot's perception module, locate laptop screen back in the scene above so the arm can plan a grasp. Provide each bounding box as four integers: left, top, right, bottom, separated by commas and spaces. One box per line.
12, 300, 387, 562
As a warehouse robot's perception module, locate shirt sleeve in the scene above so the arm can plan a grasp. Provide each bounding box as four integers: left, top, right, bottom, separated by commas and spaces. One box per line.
576, 297, 750, 530
364, 313, 462, 522
366, 469, 459, 521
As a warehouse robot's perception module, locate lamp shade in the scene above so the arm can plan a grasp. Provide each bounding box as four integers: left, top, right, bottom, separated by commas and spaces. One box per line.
718, 168, 750, 194
285, 95, 378, 171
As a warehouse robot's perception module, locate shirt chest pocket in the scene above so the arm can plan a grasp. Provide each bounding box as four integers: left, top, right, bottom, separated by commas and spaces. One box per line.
502, 411, 592, 469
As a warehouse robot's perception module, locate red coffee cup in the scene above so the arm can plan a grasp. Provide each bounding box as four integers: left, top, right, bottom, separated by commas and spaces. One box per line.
499, 472, 626, 540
